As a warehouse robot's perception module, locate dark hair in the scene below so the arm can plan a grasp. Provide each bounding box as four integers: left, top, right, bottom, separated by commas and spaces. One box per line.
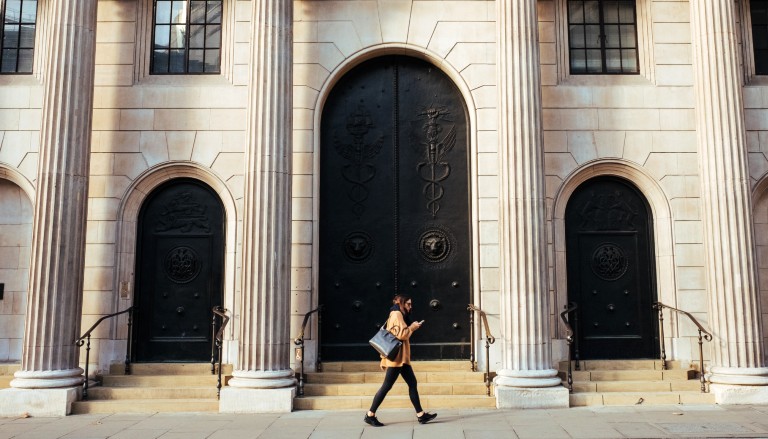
393, 294, 412, 308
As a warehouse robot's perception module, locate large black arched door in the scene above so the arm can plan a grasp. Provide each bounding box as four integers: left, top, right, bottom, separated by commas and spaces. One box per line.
319, 56, 472, 361
565, 177, 658, 359
133, 179, 225, 362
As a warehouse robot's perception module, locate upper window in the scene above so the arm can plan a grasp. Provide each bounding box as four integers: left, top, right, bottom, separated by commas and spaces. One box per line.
567, 0, 639, 74
0, 0, 38, 74
752, 0, 768, 75
151, 0, 222, 74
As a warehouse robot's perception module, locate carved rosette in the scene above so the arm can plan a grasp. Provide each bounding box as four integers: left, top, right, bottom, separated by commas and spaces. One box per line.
591, 243, 628, 281
165, 246, 201, 283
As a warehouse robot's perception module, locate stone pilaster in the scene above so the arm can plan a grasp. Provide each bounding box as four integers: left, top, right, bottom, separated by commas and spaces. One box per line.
493, 0, 567, 408
0, 0, 98, 417
219, 0, 295, 413
690, 0, 768, 403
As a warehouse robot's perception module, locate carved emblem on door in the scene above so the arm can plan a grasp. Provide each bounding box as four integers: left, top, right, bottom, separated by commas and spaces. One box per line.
418, 228, 452, 262
165, 246, 201, 284
156, 192, 211, 233
414, 106, 456, 218
591, 243, 628, 281
343, 231, 374, 263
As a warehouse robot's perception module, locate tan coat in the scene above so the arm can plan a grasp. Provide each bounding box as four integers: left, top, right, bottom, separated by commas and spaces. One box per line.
379, 310, 420, 368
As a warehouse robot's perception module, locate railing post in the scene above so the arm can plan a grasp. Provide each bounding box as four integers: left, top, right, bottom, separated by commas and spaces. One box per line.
125, 307, 133, 375
484, 338, 491, 396
83, 335, 91, 400
296, 339, 305, 397
211, 312, 218, 375
469, 305, 476, 372
656, 303, 667, 370
698, 329, 706, 393
317, 306, 323, 372
573, 306, 580, 371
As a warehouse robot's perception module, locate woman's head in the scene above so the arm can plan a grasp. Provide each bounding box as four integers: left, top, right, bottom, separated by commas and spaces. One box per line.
393, 294, 413, 314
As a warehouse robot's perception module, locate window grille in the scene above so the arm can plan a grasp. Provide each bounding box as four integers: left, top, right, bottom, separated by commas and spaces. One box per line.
151, 0, 222, 74
568, 0, 639, 74
0, 0, 37, 74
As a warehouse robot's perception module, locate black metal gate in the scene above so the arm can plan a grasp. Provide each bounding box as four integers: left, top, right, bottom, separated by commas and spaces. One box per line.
319, 56, 472, 361
565, 177, 658, 359
133, 179, 225, 361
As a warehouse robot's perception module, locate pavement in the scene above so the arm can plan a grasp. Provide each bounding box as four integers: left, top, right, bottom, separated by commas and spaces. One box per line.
4, 405, 768, 438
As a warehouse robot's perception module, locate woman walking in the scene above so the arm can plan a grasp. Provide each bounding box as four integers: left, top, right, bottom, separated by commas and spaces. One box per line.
364, 294, 438, 427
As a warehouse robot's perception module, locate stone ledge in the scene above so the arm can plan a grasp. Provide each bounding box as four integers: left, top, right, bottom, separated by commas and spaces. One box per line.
0, 387, 79, 417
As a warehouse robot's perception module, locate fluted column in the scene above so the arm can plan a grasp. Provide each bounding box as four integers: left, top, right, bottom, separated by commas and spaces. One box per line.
494, 0, 566, 408
220, 0, 294, 413
9, 0, 98, 391
691, 0, 768, 401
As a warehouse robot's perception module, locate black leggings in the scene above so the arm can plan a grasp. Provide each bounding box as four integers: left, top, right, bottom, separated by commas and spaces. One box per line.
369, 364, 423, 413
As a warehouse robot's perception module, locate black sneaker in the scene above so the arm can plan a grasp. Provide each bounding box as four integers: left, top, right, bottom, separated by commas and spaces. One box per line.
417, 412, 437, 424
364, 414, 384, 427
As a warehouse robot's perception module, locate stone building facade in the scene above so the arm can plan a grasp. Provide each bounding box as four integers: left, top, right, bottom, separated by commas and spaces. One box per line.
1, 0, 768, 415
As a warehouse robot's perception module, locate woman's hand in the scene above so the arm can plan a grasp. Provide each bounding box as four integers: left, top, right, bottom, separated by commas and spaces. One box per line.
409, 321, 423, 331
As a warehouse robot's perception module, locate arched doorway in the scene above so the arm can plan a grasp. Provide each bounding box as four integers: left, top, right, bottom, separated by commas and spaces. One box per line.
565, 176, 658, 359
133, 179, 225, 362
319, 56, 472, 361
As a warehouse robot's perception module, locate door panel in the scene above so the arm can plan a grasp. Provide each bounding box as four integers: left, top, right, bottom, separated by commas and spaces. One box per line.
565, 177, 657, 359
134, 179, 225, 362
319, 56, 471, 360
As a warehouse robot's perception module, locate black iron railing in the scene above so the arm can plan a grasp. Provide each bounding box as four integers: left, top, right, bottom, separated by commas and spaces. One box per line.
211, 306, 230, 399
559, 302, 579, 393
75, 306, 134, 400
294, 305, 323, 397
654, 301, 712, 393
468, 304, 495, 397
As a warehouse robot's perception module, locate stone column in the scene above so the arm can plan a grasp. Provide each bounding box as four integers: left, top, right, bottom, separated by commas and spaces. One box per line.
219, 0, 295, 413
493, 0, 567, 408
0, 0, 98, 417
690, 1, 768, 403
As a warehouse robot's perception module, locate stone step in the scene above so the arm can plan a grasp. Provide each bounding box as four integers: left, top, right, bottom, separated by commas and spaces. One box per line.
109, 363, 233, 375
557, 360, 686, 371
303, 382, 492, 397
321, 361, 474, 373
101, 374, 229, 387
569, 391, 715, 406
70, 398, 219, 414
304, 371, 486, 384
294, 394, 496, 410
569, 380, 704, 393
0, 376, 12, 388
86, 386, 219, 400
0, 363, 19, 375
558, 369, 694, 382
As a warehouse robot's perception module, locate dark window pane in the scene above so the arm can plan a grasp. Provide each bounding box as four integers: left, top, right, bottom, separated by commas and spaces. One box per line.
583, 1, 600, 23
171, 0, 187, 23
154, 25, 170, 48
622, 49, 638, 72
207, 1, 222, 24
206, 25, 221, 48
17, 48, 32, 72
5, 1, 21, 23
569, 25, 585, 48
570, 49, 586, 73
586, 49, 602, 72
21, 1, 37, 23
189, 24, 205, 48
188, 48, 204, 72
204, 48, 220, 72
584, 24, 601, 48
170, 24, 186, 48
152, 49, 169, 73
1, 49, 17, 72
620, 24, 636, 48
156, 1, 172, 24
755, 27, 768, 50
605, 48, 621, 71
3, 25, 20, 48
756, 50, 768, 75
190, 1, 206, 23
618, 1, 634, 23
604, 24, 620, 48
603, 1, 618, 23
19, 24, 35, 48
569, 1, 585, 23
169, 48, 185, 72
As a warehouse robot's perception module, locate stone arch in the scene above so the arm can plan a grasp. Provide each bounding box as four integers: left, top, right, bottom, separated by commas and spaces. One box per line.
552, 160, 676, 339
114, 163, 238, 356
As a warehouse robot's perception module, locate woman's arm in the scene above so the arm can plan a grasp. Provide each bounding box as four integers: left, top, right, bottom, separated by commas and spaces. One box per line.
388, 310, 420, 341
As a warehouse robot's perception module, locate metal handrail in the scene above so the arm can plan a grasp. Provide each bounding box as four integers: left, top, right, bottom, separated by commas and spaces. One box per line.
75, 306, 134, 400
559, 302, 579, 393
654, 301, 712, 393
294, 305, 323, 397
468, 304, 495, 397
210, 306, 230, 399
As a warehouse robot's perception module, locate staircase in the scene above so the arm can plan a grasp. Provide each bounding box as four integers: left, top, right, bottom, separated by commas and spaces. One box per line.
294, 361, 496, 410
0, 363, 19, 388
560, 360, 715, 406
70, 363, 231, 414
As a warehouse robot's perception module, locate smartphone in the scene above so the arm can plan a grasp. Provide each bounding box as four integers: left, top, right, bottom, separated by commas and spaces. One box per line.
419, 320, 425, 324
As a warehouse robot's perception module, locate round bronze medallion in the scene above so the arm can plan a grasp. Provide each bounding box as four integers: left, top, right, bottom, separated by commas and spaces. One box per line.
343, 231, 374, 263
591, 243, 628, 281
164, 246, 201, 284
418, 229, 452, 262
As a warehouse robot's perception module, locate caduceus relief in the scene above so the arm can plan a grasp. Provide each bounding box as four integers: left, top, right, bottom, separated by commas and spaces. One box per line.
414, 106, 456, 218
334, 105, 384, 218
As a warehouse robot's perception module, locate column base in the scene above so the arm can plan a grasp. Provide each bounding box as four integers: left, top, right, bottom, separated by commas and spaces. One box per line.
219, 387, 295, 413
710, 384, 768, 404
0, 387, 79, 417
495, 386, 569, 409
10, 368, 84, 389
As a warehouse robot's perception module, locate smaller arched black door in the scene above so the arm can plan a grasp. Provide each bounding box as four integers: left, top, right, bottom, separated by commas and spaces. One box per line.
133, 179, 225, 362
565, 177, 658, 359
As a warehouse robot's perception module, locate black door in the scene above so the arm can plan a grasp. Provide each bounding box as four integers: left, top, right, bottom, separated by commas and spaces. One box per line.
133, 179, 225, 361
319, 56, 472, 360
565, 177, 658, 359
